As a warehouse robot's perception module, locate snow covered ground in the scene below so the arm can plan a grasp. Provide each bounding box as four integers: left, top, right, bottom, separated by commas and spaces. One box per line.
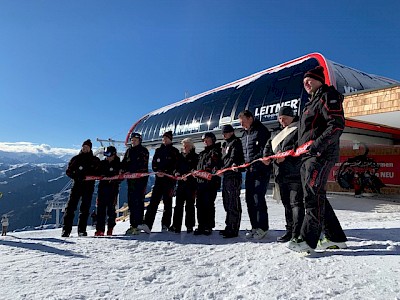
1, 192, 400, 300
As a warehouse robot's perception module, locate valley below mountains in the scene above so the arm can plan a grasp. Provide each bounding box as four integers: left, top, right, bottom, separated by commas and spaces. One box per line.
0, 150, 153, 231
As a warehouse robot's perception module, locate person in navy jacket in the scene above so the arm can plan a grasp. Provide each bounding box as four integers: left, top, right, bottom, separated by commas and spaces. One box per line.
239, 110, 272, 240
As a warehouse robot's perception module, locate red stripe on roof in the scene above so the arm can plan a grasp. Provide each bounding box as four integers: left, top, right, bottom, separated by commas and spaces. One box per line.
345, 119, 400, 139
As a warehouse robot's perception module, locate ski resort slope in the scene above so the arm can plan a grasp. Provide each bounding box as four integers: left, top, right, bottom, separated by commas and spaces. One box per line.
1, 192, 400, 300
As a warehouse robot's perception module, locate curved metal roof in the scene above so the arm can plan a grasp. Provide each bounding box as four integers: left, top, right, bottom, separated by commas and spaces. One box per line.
126, 53, 398, 146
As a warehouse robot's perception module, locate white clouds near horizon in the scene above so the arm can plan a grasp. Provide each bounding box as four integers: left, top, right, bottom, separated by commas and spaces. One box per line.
0, 142, 79, 156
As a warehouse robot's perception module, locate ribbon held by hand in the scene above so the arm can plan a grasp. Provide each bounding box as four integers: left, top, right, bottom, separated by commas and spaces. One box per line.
85, 141, 314, 181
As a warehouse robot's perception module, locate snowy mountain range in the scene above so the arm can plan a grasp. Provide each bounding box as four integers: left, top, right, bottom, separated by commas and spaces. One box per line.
0, 149, 73, 231
0, 147, 153, 231
0, 150, 73, 164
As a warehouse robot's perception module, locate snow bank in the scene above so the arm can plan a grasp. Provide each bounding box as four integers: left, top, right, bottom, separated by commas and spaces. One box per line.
1, 192, 400, 299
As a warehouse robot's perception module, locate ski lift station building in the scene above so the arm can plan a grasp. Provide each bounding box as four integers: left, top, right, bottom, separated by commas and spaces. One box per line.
126, 53, 400, 195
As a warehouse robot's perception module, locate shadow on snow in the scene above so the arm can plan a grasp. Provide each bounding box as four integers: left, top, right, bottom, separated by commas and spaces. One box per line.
0, 236, 86, 258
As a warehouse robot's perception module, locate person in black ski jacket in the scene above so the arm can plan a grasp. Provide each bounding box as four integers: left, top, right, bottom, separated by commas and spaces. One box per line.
121, 132, 149, 235
169, 138, 199, 233
139, 131, 180, 233
238, 110, 272, 240
263, 106, 304, 243
194, 132, 222, 236
287, 66, 348, 253
95, 146, 121, 236
220, 125, 244, 238
62, 139, 100, 237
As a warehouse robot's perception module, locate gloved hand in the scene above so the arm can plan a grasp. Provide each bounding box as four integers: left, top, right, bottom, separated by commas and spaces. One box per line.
307, 145, 321, 157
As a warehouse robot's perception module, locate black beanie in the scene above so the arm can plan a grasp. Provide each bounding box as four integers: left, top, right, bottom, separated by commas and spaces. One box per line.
278, 106, 294, 117
222, 124, 234, 133
163, 131, 173, 141
304, 66, 325, 84
82, 139, 92, 149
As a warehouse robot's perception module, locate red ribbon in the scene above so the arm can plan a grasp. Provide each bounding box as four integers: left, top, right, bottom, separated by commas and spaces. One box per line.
85, 140, 314, 181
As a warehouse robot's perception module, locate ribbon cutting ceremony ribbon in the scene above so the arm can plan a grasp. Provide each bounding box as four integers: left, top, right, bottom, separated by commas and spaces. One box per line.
85, 140, 314, 181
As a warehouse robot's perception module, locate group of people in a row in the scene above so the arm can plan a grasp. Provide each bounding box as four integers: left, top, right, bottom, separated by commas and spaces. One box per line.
62, 66, 348, 253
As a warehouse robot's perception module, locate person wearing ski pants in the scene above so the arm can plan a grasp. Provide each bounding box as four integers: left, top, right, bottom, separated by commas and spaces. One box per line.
263, 106, 304, 243
121, 132, 149, 235
95, 146, 121, 236
140, 131, 180, 233
287, 66, 348, 252
220, 124, 244, 238
62, 139, 100, 237
194, 132, 222, 236
170, 138, 199, 234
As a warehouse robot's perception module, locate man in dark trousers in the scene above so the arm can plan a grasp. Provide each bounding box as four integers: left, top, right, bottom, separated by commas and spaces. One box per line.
95, 146, 121, 236
121, 132, 149, 235
287, 66, 348, 253
139, 131, 180, 233
220, 124, 244, 238
62, 139, 100, 237
194, 132, 222, 236
238, 110, 272, 240
263, 106, 304, 243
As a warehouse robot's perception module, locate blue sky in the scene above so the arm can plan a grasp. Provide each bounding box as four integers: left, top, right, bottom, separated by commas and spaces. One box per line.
0, 0, 399, 151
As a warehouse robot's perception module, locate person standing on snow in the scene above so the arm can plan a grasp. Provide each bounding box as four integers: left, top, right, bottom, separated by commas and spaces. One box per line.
1, 215, 9, 236
169, 138, 199, 234
194, 132, 222, 236
121, 132, 149, 235
94, 146, 121, 236
238, 110, 272, 240
287, 66, 348, 252
138, 131, 180, 234
219, 125, 244, 238
62, 139, 100, 237
263, 106, 304, 243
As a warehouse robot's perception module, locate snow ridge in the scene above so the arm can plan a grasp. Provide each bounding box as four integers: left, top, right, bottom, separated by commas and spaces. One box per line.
1, 193, 400, 299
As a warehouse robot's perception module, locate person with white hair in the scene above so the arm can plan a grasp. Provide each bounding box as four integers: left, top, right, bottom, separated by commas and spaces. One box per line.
169, 138, 199, 233
2, 215, 9, 236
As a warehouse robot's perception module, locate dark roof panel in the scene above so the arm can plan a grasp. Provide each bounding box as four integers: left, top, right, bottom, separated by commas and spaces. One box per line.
127, 53, 399, 145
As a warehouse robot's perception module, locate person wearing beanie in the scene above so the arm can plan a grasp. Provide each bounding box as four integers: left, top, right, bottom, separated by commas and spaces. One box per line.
220, 125, 244, 238
278, 106, 295, 118
238, 110, 272, 240
222, 124, 234, 134
194, 132, 222, 236
63, 139, 100, 237
287, 66, 347, 253
94, 146, 121, 236
163, 131, 173, 141
303, 65, 325, 85
263, 105, 304, 243
82, 139, 93, 149
121, 132, 149, 235
138, 131, 180, 234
